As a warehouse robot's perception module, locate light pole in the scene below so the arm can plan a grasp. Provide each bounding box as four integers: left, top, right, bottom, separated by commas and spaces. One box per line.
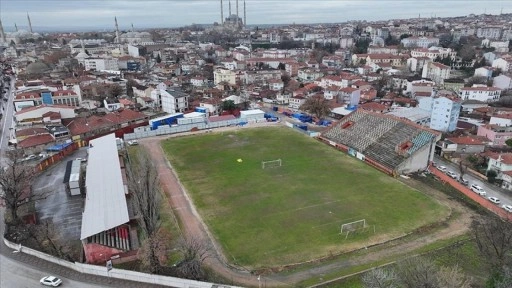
258, 275, 261, 288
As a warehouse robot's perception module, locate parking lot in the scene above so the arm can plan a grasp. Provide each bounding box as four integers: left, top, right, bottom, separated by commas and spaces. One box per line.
33, 148, 88, 241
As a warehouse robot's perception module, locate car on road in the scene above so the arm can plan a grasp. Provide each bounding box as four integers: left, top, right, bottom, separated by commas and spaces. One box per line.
437, 165, 447, 173
40, 276, 62, 286
470, 184, 486, 196
446, 171, 458, 179
488, 196, 501, 204
502, 204, 512, 213
458, 177, 469, 186
127, 140, 138, 146
75, 157, 86, 162
23, 154, 38, 161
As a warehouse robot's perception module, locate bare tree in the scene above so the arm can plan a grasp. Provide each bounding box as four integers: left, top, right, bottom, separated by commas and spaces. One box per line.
472, 216, 512, 269
28, 219, 78, 261
127, 150, 161, 237
107, 84, 124, 98
175, 237, 213, 280
138, 230, 172, 274
396, 257, 439, 288
495, 266, 512, 288
126, 149, 164, 273
362, 267, 399, 288
458, 156, 469, 179
436, 265, 472, 288
0, 150, 46, 224
300, 94, 331, 119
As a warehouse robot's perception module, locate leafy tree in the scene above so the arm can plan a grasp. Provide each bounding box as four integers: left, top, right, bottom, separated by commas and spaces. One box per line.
221, 100, 236, 112
506, 138, 512, 148
486, 169, 498, 183
300, 94, 331, 119
353, 38, 371, 54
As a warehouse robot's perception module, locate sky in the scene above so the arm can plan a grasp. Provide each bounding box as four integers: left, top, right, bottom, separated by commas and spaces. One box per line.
0, 0, 511, 31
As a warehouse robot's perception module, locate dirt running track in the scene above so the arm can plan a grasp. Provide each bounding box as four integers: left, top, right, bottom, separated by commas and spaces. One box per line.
140, 125, 475, 288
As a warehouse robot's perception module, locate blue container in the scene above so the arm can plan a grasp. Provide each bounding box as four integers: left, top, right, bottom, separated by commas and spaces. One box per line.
272, 106, 279, 111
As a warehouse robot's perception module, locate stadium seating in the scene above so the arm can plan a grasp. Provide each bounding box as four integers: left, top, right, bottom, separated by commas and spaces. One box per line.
322, 110, 437, 171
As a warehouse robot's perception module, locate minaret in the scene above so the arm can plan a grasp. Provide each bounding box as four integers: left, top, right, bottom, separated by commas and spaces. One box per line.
80, 39, 86, 53
131, 23, 134, 32
229, 0, 231, 16
14, 23, 18, 32
115, 16, 120, 44
244, 0, 246, 28
236, 0, 239, 27
27, 13, 33, 33
220, 0, 224, 25
0, 19, 6, 43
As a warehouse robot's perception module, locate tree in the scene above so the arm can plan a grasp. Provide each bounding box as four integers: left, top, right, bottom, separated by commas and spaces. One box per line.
465, 76, 488, 87
0, 150, 46, 224
28, 220, 79, 261
156, 54, 162, 64
506, 139, 512, 148
396, 257, 440, 288
300, 94, 331, 119
221, 100, 236, 112
107, 84, 124, 98
127, 149, 164, 273
459, 44, 476, 62
175, 237, 213, 280
362, 268, 399, 288
138, 229, 171, 274
353, 38, 371, 54
487, 169, 498, 184
126, 79, 138, 98
436, 265, 472, 288
472, 216, 512, 269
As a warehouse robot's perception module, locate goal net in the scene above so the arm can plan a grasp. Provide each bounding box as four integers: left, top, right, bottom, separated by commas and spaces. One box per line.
262, 159, 282, 169
340, 219, 368, 239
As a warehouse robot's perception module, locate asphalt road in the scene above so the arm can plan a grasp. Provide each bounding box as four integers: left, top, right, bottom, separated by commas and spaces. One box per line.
0, 73, 15, 168
434, 155, 512, 209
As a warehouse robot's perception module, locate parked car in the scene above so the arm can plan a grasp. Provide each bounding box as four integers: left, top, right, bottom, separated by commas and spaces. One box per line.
40, 276, 62, 286
470, 184, 486, 196
127, 140, 139, 146
488, 197, 501, 204
437, 165, 447, 173
458, 177, 469, 186
75, 158, 86, 162
502, 204, 512, 213
446, 171, 458, 179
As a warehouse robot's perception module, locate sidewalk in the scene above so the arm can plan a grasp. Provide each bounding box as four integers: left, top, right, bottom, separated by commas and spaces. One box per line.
429, 167, 512, 221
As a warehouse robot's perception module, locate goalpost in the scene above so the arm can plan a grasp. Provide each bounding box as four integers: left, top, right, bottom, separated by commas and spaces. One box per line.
262, 159, 282, 169
340, 219, 368, 239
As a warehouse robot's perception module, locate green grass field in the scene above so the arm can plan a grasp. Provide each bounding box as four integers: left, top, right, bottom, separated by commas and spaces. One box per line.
162, 127, 448, 268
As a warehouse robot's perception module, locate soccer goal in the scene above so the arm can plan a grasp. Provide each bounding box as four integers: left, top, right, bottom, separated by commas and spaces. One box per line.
340, 219, 368, 239
262, 159, 282, 169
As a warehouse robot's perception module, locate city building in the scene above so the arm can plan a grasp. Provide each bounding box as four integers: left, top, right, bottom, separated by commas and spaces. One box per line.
213, 67, 236, 85
459, 85, 502, 102
418, 96, 461, 132
400, 36, 440, 48
151, 88, 189, 114
421, 62, 451, 85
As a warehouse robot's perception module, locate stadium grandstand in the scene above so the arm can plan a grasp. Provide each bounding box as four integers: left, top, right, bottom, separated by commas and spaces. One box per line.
319, 109, 441, 175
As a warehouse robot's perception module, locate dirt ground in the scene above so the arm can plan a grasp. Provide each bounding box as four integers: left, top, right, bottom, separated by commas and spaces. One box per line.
140, 125, 476, 288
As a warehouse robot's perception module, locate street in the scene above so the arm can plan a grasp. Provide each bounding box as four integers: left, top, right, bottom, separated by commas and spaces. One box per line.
434, 155, 512, 209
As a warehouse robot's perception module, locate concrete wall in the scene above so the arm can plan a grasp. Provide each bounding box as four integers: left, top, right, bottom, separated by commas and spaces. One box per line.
2, 237, 242, 288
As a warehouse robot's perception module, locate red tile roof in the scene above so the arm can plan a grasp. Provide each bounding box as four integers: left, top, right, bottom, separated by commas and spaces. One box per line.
52, 90, 77, 97
42, 111, 61, 120
15, 104, 76, 115
15, 127, 48, 137
18, 134, 55, 148
445, 135, 489, 145
487, 153, 512, 165
359, 102, 388, 111
461, 86, 501, 92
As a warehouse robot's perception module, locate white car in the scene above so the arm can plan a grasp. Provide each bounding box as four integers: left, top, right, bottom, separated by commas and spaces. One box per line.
40, 276, 62, 286
437, 165, 447, 173
502, 204, 512, 213
127, 140, 139, 146
75, 158, 87, 162
470, 184, 486, 196
446, 171, 458, 179
488, 197, 501, 204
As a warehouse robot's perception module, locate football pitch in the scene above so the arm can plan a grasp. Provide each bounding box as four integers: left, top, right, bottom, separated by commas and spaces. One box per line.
162, 127, 448, 267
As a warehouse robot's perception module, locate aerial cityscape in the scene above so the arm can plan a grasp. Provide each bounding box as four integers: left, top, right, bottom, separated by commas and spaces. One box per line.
1, 0, 512, 287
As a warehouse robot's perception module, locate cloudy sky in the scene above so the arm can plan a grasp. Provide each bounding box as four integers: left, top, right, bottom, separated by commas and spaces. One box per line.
0, 0, 510, 31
